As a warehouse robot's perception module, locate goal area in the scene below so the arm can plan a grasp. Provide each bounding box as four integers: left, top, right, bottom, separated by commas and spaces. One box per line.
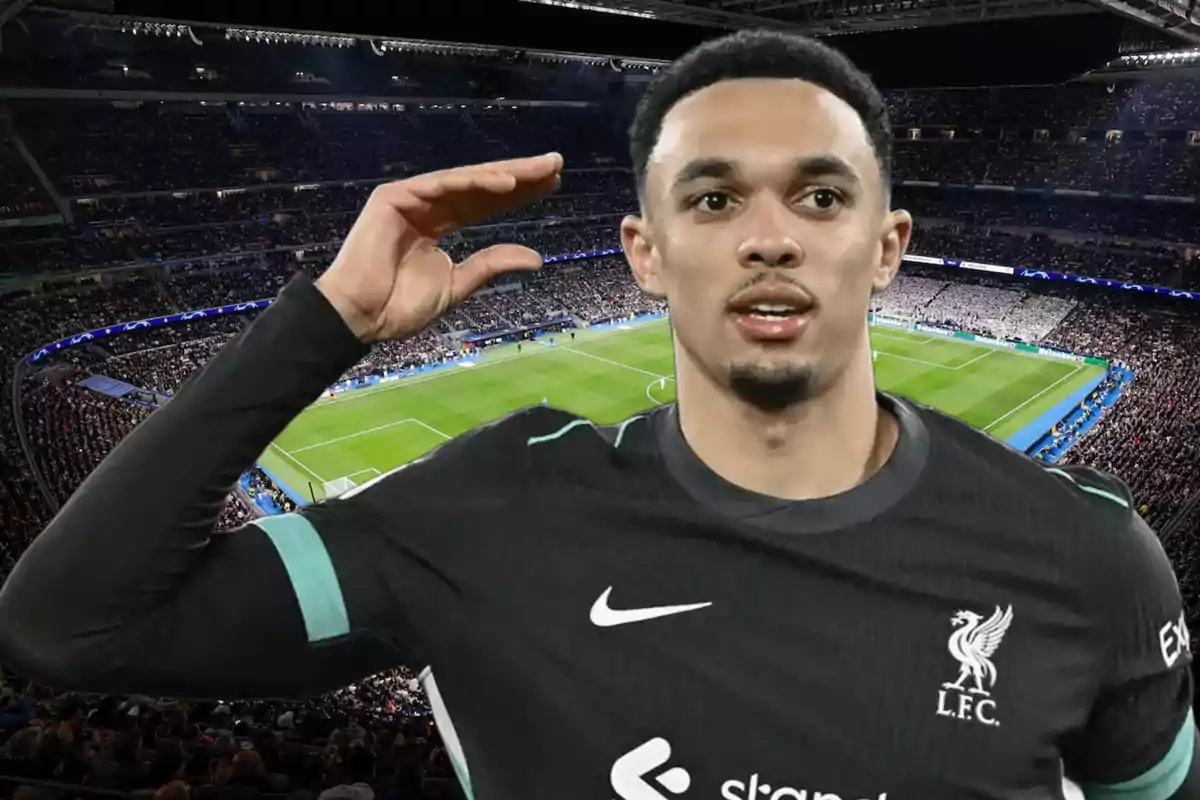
320, 468, 382, 499
869, 312, 916, 331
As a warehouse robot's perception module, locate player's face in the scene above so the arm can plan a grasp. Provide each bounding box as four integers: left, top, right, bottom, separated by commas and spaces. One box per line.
622, 78, 911, 411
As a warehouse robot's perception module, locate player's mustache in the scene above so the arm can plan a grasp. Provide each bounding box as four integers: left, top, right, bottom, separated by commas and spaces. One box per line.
725, 273, 819, 311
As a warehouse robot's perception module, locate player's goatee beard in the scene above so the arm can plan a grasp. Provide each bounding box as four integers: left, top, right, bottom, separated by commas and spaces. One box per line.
728, 363, 815, 412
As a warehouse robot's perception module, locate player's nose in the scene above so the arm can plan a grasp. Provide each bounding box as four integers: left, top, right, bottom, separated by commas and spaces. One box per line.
736, 236, 803, 269
735, 201, 804, 269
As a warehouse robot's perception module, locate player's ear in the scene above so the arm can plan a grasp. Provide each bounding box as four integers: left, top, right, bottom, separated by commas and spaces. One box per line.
873, 208, 912, 294
621, 214, 665, 298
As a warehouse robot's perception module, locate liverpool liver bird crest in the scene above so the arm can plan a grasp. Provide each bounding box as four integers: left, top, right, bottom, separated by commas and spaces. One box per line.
943, 605, 1013, 696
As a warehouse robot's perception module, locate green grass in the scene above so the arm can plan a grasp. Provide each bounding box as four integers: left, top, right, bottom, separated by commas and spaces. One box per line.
259, 319, 1104, 502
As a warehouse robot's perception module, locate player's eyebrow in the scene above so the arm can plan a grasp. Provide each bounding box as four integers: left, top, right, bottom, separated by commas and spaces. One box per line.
671, 154, 861, 192
671, 157, 738, 189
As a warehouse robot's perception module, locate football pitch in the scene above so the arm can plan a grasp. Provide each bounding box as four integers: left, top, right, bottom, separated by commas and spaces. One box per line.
259, 318, 1105, 502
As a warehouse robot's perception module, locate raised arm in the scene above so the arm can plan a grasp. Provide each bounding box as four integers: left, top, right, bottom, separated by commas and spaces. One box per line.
0, 154, 563, 699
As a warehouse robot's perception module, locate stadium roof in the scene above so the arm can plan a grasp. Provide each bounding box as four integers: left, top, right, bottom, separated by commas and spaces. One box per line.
549, 0, 1200, 42
536, 0, 1098, 35
42, 0, 1195, 44
22, 0, 1193, 82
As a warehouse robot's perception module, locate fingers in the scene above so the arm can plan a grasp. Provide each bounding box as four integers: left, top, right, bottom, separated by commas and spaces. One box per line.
406, 169, 519, 202
453, 152, 563, 182
503, 168, 563, 206
449, 244, 545, 306
376, 152, 562, 203
370, 153, 563, 219
366, 171, 512, 225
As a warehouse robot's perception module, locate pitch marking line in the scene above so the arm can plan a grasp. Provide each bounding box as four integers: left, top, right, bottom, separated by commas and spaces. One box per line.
875, 347, 993, 371
953, 350, 993, 370
348, 467, 384, 480
321, 467, 384, 490
871, 331, 936, 345
982, 364, 1085, 433
270, 442, 327, 484
289, 417, 450, 453
876, 351, 948, 369
645, 377, 676, 406
556, 343, 671, 380
407, 418, 452, 440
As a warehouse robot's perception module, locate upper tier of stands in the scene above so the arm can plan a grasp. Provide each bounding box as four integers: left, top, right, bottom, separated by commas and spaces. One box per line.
10, 102, 1200, 198
0, 75, 1196, 288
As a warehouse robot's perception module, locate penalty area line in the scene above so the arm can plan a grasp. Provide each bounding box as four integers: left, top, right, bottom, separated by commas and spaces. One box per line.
290, 418, 452, 454
269, 442, 327, 484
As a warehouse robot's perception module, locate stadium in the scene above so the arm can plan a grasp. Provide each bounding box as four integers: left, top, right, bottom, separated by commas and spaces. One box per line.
0, 0, 1199, 796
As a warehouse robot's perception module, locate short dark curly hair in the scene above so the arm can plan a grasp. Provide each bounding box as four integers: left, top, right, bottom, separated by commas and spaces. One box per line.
629, 30, 892, 198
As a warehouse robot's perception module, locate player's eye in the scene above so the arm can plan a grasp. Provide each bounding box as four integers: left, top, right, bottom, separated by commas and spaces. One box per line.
691, 191, 735, 214
799, 188, 844, 213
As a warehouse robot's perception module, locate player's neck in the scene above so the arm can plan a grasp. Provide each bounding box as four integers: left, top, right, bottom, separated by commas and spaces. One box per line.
675, 350, 898, 502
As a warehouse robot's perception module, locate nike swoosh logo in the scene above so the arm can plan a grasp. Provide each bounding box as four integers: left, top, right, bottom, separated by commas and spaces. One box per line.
589, 586, 712, 627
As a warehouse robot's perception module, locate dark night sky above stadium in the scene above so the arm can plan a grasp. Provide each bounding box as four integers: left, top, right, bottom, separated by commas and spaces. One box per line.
110, 0, 1130, 85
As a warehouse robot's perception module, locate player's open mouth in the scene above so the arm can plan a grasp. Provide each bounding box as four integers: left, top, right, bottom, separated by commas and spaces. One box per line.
726, 285, 815, 342
743, 304, 800, 320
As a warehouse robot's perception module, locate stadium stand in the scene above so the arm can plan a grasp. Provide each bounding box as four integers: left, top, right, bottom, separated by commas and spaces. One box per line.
2, 29, 1200, 798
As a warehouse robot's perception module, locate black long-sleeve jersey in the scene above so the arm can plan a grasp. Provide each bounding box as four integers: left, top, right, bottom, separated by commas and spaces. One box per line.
1, 274, 1196, 800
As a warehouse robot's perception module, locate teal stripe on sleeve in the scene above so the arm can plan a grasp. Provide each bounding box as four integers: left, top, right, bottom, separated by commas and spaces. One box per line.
253, 514, 350, 643
1082, 709, 1196, 800
1077, 484, 1131, 509
526, 418, 594, 446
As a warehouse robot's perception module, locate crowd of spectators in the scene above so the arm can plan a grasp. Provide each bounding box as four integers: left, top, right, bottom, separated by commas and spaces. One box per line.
884, 79, 1200, 130
18, 106, 626, 197
871, 275, 1078, 344
0, 134, 50, 219
989, 294, 1077, 343
3, 65, 1200, 800
1031, 372, 1121, 461
1, 177, 632, 277
895, 189, 1200, 244
0, 667, 454, 800
1041, 302, 1199, 528
23, 384, 152, 509
6, 109, 1199, 291
246, 467, 299, 515
920, 283, 1026, 334
892, 138, 1200, 197
101, 336, 231, 396
907, 225, 1195, 288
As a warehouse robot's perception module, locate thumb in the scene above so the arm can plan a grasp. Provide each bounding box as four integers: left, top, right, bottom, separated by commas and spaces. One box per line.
450, 244, 544, 304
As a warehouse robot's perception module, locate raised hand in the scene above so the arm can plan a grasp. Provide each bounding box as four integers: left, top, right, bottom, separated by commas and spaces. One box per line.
316, 152, 563, 342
